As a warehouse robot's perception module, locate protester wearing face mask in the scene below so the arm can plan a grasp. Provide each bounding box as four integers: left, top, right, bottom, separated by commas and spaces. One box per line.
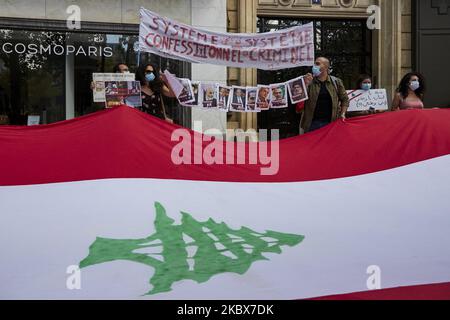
301, 57, 349, 132
135, 63, 176, 123
347, 74, 381, 118
392, 72, 426, 111
358, 74, 372, 92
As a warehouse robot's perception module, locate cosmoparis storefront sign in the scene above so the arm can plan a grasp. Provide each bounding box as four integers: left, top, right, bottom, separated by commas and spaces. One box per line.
0, 29, 139, 125
0, 42, 114, 57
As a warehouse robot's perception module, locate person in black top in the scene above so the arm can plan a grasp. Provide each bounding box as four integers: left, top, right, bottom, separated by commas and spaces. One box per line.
312, 80, 333, 126
301, 57, 349, 133
135, 63, 175, 122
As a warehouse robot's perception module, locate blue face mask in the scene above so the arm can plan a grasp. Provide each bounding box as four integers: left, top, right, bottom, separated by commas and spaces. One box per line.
362, 83, 372, 91
312, 65, 322, 77
145, 72, 156, 82
409, 80, 420, 91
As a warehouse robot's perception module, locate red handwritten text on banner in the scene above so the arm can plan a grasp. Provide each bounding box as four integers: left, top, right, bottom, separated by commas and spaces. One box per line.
139, 8, 315, 70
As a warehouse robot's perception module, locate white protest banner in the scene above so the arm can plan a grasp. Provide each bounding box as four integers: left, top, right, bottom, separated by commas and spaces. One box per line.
347, 89, 389, 112
93, 73, 135, 102
139, 8, 314, 70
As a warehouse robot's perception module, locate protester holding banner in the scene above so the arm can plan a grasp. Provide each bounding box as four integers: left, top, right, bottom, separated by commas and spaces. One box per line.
392, 72, 426, 111
135, 63, 175, 122
301, 57, 349, 132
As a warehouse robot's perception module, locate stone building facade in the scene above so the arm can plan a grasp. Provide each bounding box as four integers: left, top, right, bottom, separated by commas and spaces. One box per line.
227, 0, 415, 131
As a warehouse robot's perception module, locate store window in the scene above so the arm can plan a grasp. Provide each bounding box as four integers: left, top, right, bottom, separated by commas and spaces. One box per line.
0, 29, 65, 125
256, 17, 372, 139
0, 26, 190, 126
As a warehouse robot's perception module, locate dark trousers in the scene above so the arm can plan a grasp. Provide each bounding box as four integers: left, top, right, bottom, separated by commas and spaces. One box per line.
309, 119, 331, 132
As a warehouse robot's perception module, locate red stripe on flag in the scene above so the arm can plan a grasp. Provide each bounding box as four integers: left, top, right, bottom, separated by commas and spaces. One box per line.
1, 106, 450, 186
309, 282, 450, 300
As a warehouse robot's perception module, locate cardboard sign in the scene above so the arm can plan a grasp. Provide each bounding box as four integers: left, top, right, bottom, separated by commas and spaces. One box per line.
347, 89, 389, 112
27, 115, 40, 126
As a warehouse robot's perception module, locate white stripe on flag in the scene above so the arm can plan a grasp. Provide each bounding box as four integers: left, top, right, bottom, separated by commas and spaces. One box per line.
1, 155, 449, 299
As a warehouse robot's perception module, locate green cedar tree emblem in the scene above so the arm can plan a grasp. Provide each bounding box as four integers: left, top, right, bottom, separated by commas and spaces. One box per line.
79, 202, 304, 295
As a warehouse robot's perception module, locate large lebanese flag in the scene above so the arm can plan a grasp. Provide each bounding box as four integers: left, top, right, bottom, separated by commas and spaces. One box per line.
1, 106, 450, 300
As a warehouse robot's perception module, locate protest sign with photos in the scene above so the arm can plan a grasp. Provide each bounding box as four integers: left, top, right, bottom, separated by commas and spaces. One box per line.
104, 81, 142, 108
93, 73, 135, 102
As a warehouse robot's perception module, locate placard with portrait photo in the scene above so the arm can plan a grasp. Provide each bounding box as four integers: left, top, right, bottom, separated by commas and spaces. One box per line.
177, 78, 195, 104
199, 82, 218, 109
269, 83, 288, 109
287, 76, 308, 104
216, 85, 231, 112
256, 85, 271, 111
181, 81, 200, 107
246, 87, 259, 112
228, 86, 247, 112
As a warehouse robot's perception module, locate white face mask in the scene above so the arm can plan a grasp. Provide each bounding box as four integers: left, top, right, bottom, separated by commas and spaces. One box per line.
361, 83, 372, 91
312, 65, 322, 77
409, 80, 420, 91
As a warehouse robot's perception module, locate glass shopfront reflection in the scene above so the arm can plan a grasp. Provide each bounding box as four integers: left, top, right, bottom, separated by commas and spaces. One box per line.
0, 29, 66, 125
0, 28, 189, 126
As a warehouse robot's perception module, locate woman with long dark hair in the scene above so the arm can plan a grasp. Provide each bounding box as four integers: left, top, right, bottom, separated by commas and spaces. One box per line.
135, 63, 175, 122
392, 72, 426, 111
